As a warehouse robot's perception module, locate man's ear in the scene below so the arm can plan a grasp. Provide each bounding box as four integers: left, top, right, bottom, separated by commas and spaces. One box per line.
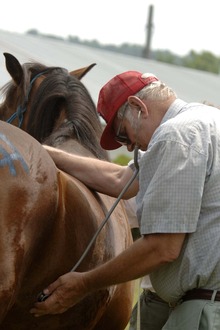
127, 96, 148, 117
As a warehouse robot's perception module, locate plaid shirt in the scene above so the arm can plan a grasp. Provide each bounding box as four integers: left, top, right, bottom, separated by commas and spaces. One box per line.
133, 99, 220, 303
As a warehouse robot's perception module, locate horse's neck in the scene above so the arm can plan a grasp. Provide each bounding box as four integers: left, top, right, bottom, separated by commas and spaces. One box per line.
56, 140, 96, 158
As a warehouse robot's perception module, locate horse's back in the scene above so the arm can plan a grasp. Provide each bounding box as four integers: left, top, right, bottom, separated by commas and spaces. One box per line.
0, 120, 58, 224
0, 121, 59, 323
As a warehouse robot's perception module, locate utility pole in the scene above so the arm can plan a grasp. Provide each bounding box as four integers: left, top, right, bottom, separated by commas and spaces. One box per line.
143, 4, 154, 59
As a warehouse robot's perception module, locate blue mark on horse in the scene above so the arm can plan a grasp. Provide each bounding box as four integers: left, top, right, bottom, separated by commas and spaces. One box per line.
0, 133, 29, 176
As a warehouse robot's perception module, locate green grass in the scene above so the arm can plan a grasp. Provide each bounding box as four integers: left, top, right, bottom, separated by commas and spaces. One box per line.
112, 154, 132, 165
125, 279, 143, 329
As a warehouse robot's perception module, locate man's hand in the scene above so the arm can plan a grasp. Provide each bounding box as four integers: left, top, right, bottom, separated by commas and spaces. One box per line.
30, 272, 87, 317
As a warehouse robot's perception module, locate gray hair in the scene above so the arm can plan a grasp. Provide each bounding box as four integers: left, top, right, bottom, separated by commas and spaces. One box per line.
117, 80, 177, 124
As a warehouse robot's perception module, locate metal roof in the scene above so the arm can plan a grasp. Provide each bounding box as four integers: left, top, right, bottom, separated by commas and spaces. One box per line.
1, 30, 219, 106
1, 29, 219, 159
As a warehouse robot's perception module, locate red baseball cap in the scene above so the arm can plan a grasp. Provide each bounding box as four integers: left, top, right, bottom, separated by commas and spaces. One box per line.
97, 71, 159, 150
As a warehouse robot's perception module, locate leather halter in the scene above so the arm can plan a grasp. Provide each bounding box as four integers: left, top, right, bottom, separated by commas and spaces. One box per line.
6, 70, 49, 127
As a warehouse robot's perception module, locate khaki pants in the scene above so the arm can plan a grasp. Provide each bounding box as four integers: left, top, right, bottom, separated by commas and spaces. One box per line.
129, 290, 170, 330
163, 298, 220, 329
129, 289, 220, 330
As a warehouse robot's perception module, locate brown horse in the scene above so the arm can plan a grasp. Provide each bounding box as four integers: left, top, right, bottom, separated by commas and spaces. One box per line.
0, 53, 134, 329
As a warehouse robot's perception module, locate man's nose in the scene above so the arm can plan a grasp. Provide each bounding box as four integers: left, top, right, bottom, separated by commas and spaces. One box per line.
127, 143, 135, 152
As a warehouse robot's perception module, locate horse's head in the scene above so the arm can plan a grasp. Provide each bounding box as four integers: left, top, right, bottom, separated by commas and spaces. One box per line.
0, 53, 107, 159
0, 53, 95, 127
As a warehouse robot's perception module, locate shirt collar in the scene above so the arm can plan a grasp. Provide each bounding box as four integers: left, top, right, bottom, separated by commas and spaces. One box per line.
160, 99, 187, 125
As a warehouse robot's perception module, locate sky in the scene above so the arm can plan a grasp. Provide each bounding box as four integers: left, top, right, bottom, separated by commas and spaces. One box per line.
1, 0, 220, 57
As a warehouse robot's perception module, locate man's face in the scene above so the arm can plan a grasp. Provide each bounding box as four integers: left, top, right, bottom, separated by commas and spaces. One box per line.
113, 108, 150, 152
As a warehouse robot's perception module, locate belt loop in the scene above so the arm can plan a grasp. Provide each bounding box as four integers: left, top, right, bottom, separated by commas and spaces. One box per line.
211, 290, 218, 302
168, 301, 178, 308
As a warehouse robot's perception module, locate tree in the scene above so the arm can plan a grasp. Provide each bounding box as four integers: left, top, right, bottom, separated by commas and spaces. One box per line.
183, 50, 220, 74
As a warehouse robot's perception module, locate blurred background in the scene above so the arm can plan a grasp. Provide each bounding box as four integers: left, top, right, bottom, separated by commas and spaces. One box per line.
1, 1, 220, 161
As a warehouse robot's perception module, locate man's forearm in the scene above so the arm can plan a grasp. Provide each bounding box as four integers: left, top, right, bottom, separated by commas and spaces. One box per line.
84, 235, 166, 292
85, 232, 185, 292
44, 146, 136, 197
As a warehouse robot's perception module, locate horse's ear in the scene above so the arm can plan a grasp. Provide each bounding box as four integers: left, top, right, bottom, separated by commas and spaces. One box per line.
3, 53, 24, 86
69, 63, 96, 80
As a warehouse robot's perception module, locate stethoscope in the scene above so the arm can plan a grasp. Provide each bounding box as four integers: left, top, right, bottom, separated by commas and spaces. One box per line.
38, 113, 141, 302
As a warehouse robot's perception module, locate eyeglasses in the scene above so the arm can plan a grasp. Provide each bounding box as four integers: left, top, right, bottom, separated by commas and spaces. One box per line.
115, 133, 131, 146
114, 104, 132, 146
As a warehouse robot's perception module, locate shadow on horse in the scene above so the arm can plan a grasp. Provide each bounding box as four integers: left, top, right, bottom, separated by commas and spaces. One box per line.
0, 53, 134, 329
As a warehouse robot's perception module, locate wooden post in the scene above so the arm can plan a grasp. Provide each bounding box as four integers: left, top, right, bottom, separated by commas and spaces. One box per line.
143, 4, 154, 59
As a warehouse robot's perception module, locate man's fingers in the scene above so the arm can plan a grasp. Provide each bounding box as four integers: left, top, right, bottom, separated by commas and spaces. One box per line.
30, 291, 67, 316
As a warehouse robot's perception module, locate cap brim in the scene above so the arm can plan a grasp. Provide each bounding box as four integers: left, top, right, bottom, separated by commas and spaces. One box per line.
100, 115, 122, 150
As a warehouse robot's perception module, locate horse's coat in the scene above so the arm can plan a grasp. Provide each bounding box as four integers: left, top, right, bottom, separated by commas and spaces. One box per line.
0, 53, 134, 329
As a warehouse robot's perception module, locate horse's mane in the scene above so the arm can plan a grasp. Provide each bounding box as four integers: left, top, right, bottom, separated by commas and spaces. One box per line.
1, 62, 108, 160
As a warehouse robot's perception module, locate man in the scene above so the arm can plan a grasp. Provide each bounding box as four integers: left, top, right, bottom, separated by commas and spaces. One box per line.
30, 71, 220, 329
